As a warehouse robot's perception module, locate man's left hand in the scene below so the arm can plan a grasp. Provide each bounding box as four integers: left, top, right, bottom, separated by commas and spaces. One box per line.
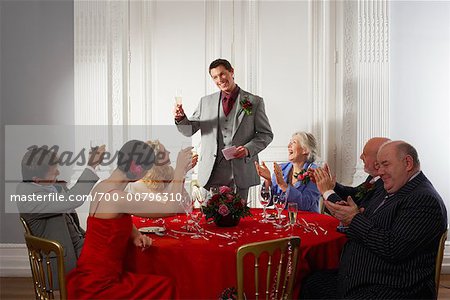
324, 196, 359, 226
234, 146, 249, 159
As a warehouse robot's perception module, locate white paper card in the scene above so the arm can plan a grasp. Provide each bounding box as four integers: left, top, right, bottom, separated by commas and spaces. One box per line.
222, 146, 237, 160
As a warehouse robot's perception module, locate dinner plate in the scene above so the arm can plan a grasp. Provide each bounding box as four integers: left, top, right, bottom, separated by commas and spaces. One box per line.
265, 214, 286, 221
139, 226, 166, 234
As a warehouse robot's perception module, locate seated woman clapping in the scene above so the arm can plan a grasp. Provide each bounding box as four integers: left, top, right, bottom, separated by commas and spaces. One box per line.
67, 140, 193, 299
255, 131, 321, 212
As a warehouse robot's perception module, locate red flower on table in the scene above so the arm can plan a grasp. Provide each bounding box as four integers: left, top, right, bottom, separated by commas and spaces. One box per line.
218, 204, 230, 216
220, 186, 232, 194
203, 186, 252, 224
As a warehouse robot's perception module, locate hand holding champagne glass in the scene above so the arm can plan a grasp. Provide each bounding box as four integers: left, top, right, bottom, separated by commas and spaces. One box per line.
173, 89, 185, 122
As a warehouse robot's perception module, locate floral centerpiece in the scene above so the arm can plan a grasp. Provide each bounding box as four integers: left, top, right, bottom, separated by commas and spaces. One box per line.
203, 186, 252, 227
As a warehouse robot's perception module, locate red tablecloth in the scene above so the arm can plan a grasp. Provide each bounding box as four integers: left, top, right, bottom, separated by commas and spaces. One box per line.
125, 209, 347, 299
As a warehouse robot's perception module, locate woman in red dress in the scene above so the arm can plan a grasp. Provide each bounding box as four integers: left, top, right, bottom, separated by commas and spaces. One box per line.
67, 140, 193, 299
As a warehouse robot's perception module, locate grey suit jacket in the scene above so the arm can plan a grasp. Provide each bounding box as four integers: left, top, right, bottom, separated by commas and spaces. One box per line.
177, 89, 273, 188
17, 168, 99, 273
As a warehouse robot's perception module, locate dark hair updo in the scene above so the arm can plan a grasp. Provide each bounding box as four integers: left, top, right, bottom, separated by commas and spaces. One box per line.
117, 140, 155, 180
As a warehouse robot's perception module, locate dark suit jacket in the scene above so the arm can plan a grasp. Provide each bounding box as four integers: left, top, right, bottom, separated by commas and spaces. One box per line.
338, 172, 447, 299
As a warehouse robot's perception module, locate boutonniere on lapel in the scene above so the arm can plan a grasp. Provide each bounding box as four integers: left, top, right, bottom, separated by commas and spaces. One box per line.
294, 169, 311, 185
239, 96, 253, 116
355, 181, 375, 200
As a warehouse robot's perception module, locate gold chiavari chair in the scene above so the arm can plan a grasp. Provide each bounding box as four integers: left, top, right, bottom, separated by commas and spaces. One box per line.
236, 237, 301, 300
435, 229, 447, 297
24, 233, 67, 300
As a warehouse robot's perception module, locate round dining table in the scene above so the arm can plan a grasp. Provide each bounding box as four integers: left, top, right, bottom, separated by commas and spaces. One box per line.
125, 208, 347, 299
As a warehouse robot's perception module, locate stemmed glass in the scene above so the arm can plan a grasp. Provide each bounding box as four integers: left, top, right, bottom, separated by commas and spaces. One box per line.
174, 88, 183, 105
180, 195, 194, 230
209, 186, 219, 197
259, 185, 271, 223
274, 193, 286, 229
190, 210, 203, 239
288, 202, 298, 234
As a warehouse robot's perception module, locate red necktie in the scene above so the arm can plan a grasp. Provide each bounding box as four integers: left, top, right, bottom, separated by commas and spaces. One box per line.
223, 96, 235, 116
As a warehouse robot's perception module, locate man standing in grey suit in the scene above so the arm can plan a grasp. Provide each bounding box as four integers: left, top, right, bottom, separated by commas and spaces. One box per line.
174, 59, 273, 201
17, 145, 103, 274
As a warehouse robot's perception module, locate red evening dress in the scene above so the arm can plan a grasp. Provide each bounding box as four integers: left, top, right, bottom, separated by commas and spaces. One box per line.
67, 214, 175, 299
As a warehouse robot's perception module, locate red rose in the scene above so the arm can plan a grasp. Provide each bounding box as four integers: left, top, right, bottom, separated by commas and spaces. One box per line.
219, 186, 232, 194
210, 194, 220, 204
218, 204, 230, 216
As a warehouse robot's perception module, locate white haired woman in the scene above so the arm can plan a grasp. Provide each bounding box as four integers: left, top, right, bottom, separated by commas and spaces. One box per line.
255, 131, 321, 212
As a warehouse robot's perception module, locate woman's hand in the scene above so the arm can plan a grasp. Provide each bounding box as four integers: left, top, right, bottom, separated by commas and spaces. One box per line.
273, 162, 288, 192
188, 153, 199, 171
254, 161, 271, 181
133, 233, 152, 251
176, 147, 194, 174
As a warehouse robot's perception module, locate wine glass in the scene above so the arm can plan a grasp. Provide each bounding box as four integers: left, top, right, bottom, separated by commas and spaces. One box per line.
259, 185, 271, 223
180, 195, 193, 230
190, 211, 203, 239
288, 202, 298, 234
274, 193, 287, 228
209, 186, 219, 197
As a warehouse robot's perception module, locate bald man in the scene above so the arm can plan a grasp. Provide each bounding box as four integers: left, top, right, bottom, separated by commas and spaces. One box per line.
302, 140, 447, 298
314, 137, 390, 208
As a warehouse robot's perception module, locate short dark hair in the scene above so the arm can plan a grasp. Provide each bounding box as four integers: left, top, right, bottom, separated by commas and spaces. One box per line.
117, 140, 156, 180
21, 146, 58, 182
396, 141, 420, 168
209, 58, 233, 73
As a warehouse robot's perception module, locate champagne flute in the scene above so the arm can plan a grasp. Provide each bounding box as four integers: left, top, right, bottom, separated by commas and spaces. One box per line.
259, 185, 271, 223
190, 211, 203, 239
174, 88, 183, 105
180, 195, 193, 230
209, 186, 219, 197
288, 202, 298, 234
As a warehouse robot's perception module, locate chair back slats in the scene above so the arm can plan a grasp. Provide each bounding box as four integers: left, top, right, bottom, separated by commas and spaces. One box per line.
254, 256, 259, 299
436, 229, 447, 297
265, 255, 272, 300
237, 237, 301, 300
24, 233, 67, 300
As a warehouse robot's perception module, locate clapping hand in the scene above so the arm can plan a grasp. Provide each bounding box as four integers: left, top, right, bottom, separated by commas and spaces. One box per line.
310, 163, 336, 194
324, 196, 360, 226
254, 161, 271, 181
273, 162, 288, 192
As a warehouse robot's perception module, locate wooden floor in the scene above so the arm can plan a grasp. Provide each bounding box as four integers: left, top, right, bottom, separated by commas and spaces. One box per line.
1, 275, 450, 299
